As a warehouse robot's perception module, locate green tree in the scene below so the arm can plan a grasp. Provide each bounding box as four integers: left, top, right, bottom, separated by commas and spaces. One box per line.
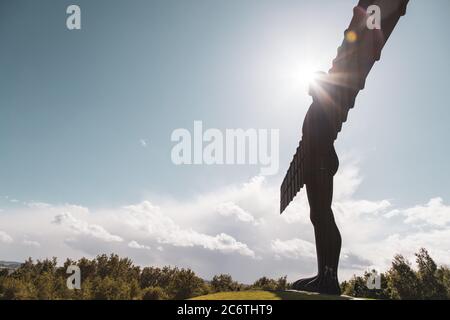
140, 266, 177, 289
415, 248, 447, 299
385, 255, 420, 299
211, 274, 238, 292
276, 276, 288, 291
252, 277, 278, 291
167, 268, 209, 299
436, 266, 450, 299
141, 286, 168, 300
0, 278, 35, 300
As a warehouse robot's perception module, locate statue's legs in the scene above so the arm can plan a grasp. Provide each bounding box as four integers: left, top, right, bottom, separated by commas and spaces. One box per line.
292, 149, 341, 295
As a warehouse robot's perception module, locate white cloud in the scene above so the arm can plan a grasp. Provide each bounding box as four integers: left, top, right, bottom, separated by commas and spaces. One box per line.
124, 201, 255, 257
0, 231, 13, 244
401, 197, 450, 227
23, 239, 41, 248
128, 240, 150, 250
271, 238, 316, 259
333, 159, 363, 200
53, 212, 123, 242
334, 199, 391, 216
384, 229, 450, 264
215, 202, 257, 224
0, 157, 449, 283
140, 139, 148, 147
27, 202, 52, 209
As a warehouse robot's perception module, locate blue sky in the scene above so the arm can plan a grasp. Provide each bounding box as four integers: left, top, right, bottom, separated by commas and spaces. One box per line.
1, 0, 449, 282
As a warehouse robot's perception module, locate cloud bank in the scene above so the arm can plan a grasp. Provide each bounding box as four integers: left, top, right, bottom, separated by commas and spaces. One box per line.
0, 158, 449, 283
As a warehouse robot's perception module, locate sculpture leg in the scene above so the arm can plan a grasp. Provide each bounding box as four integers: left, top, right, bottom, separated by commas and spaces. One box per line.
302, 168, 341, 295
292, 151, 341, 295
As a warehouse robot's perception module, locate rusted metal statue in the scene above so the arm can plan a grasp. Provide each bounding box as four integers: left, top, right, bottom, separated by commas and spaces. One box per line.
280, 0, 409, 295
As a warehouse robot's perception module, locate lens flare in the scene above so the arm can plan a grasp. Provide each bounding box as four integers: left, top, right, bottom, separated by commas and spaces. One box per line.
345, 30, 358, 43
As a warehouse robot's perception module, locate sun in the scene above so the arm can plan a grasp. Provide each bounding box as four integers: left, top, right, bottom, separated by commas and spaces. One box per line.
281, 60, 323, 94
273, 57, 325, 99
293, 62, 321, 90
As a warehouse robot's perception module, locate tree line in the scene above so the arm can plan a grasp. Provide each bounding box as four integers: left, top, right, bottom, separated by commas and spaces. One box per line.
0, 248, 448, 299
341, 248, 450, 299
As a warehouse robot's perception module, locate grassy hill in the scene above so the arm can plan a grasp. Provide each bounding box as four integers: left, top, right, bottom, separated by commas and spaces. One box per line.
0, 261, 21, 268
0, 261, 22, 275
191, 290, 354, 300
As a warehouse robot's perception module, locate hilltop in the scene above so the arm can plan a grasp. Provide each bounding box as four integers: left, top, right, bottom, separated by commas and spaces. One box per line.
0, 261, 22, 269
191, 290, 354, 300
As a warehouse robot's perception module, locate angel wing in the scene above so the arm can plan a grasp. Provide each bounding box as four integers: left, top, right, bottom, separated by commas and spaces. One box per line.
280, 0, 409, 214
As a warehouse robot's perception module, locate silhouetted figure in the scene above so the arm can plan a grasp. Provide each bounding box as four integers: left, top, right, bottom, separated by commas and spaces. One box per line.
280, 0, 409, 295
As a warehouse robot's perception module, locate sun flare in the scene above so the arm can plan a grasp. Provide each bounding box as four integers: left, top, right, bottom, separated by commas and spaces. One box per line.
293, 63, 321, 90
281, 59, 323, 94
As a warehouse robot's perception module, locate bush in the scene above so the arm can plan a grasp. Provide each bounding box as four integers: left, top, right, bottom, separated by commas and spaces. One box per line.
167, 268, 209, 299
415, 248, 447, 299
343, 249, 449, 300
0, 278, 35, 300
1, 249, 447, 300
276, 276, 288, 291
252, 277, 278, 291
142, 286, 168, 300
211, 274, 239, 292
